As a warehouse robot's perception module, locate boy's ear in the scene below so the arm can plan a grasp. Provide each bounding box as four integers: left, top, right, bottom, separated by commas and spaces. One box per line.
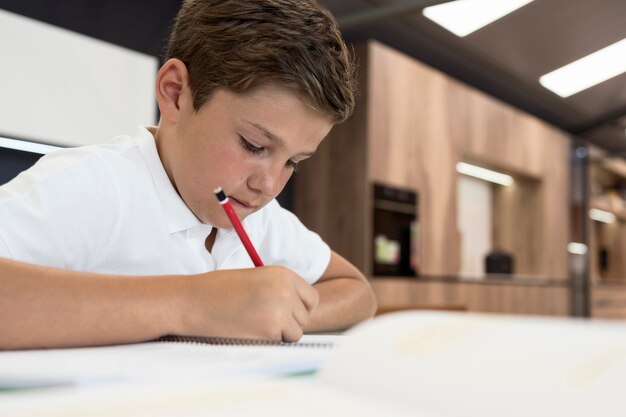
155, 58, 190, 123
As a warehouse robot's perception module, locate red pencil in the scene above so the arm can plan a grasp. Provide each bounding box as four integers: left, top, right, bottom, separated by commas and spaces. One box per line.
213, 187, 264, 267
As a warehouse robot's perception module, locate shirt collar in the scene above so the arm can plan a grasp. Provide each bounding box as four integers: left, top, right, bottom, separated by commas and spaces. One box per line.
134, 126, 204, 234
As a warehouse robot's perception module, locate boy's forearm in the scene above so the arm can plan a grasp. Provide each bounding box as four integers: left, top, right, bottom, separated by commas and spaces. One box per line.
304, 276, 377, 333
0, 258, 324, 349
0, 258, 185, 350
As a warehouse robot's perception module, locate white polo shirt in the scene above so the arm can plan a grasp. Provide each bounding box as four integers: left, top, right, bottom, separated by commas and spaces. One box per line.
0, 127, 330, 284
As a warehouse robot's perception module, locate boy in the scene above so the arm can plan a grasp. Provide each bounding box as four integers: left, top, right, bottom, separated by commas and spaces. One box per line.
0, 0, 377, 349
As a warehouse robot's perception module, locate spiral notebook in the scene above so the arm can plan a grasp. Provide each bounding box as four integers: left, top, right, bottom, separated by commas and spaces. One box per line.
154, 334, 340, 349
0, 334, 343, 391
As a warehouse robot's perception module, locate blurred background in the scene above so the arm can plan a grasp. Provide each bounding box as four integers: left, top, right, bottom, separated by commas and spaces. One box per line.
1, 0, 625, 319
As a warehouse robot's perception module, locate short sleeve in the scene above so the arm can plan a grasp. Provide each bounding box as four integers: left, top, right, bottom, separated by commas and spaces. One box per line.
0, 151, 122, 271
0, 233, 12, 259
252, 200, 331, 284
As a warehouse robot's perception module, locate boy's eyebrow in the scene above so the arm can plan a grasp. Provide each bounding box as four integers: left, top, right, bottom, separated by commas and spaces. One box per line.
247, 121, 316, 157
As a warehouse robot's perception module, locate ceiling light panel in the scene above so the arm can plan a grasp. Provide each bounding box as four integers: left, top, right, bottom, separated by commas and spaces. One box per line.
422, 0, 535, 37
539, 38, 626, 98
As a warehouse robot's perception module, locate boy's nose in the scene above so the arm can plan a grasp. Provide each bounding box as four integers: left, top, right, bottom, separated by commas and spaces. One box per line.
248, 162, 287, 199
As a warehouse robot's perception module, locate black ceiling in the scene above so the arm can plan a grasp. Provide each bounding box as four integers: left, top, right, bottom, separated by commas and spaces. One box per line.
2, 0, 625, 154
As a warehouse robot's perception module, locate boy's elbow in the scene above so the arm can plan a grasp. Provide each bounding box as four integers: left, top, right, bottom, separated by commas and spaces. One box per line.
367, 285, 378, 318
360, 279, 378, 319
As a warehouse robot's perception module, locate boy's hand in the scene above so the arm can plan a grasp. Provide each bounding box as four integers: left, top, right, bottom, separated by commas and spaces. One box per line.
179, 266, 318, 342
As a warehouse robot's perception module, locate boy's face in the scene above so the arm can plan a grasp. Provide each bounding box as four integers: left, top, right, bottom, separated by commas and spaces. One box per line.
160, 85, 333, 229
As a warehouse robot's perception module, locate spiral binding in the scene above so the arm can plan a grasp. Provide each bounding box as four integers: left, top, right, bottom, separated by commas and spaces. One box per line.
155, 335, 335, 349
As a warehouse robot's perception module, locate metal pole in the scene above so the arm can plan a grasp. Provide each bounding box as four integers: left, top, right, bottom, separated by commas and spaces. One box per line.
570, 139, 590, 317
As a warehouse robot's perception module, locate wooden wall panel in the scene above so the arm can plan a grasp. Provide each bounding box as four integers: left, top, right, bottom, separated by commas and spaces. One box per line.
368, 41, 462, 275
365, 41, 569, 278
372, 279, 570, 316
537, 128, 571, 278
293, 45, 370, 270
593, 222, 626, 280
493, 179, 542, 275
295, 40, 571, 314
462, 93, 546, 178
588, 149, 626, 283
592, 285, 626, 319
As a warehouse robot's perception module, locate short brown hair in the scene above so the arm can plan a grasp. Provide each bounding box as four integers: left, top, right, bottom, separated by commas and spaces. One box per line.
166, 0, 355, 123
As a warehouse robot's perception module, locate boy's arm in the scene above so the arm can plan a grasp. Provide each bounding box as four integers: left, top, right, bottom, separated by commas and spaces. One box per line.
0, 257, 318, 350
304, 251, 377, 333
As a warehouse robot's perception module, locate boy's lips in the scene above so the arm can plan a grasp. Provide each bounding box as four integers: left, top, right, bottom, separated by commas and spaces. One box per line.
229, 196, 259, 210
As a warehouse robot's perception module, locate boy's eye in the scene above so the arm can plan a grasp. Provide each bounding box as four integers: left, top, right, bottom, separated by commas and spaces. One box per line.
239, 136, 263, 154
239, 135, 300, 172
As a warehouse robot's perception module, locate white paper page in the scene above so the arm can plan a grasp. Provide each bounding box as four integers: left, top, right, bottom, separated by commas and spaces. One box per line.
317, 312, 626, 417
297, 334, 344, 346
0, 378, 437, 417
0, 334, 342, 388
